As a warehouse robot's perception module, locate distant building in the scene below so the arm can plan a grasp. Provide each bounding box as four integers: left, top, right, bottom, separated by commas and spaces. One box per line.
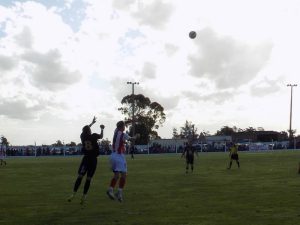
205, 135, 232, 144
232, 131, 287, 143
149, 138, 188, 149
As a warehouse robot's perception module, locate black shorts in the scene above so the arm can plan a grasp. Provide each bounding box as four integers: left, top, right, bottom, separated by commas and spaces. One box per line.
186, 155, 194, 164
78, 156, 98, 178
231, 154, 239, 160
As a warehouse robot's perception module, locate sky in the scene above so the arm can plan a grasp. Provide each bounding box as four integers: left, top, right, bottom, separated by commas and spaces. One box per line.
0, 0, 299, 145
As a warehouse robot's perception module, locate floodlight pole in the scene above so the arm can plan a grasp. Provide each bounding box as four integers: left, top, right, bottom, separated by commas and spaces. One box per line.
287, 84, 297, 148
192, 124, 195, 144
127, 82, 139, 138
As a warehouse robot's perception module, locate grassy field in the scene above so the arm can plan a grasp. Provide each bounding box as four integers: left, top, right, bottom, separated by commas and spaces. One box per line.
1, 151, 300, 225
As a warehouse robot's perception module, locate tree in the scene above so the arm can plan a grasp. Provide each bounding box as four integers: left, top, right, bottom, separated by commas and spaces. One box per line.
172, 128, 180, 139
1, 136, 9, 147
100, 138, 111, 152
52, 140, 64, 147
215, 126, 236, 136
257, 127, 265, 131
118, 94, 166, 144
179, 120, 198, 139
244, 127, 256, 133
238, 128, 244, 132
288, 129, 297, 148
279, 131, 289, 140
198, 131, 209, 142
200, 130, 210, 137
288, 129, 296, 137
66, 141, 77, 147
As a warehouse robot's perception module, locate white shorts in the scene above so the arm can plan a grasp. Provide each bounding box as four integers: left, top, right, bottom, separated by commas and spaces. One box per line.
110, 152, 127, 173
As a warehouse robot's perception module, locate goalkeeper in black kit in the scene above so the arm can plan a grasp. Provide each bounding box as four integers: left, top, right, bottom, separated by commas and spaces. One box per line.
181, 140, 198, 174
68, 116, 105, 205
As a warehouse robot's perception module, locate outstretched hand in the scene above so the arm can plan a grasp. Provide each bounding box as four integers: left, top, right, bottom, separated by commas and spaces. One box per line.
88, 116, 97, 127
100, 124, 105, 129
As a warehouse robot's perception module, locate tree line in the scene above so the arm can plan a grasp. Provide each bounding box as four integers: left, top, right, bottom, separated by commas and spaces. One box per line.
1, 93, 297, 147
172, 121, 291, 140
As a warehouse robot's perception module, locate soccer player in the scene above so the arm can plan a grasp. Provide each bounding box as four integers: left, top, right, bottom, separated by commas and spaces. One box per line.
68, 116, 105, 204
106, 121, 139, 202
0, 146, 7, 166
227, 143, 240, 169
129, 143, 135, 159
181, 140, 198, 173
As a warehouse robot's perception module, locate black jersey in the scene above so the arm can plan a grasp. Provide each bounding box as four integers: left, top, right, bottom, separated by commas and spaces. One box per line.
183, 146, 196, 157
80, 133, 102, 157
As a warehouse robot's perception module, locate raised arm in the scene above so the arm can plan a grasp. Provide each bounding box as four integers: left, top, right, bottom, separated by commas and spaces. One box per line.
99, 124, 105, 139
88, 116, 97, 127
127, 133, 140, 142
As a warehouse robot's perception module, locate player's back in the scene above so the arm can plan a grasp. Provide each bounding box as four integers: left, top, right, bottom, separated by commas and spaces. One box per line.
230, 146, 238, 154
112, 129, 129, 154
81, 133, 101, 157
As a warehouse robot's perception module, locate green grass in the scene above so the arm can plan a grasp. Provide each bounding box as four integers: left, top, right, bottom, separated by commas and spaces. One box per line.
1, 151, 300, 225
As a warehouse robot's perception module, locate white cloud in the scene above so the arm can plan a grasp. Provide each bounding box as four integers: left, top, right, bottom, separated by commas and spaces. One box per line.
164, 43, 179, 56
250, 77, 283, 97
132, 0, 174, 29
0, 0, 300, 145
188, 28, 273, 89
141, 62, 156, 80
21, 49, 82, 91
14, 26, 33, 49
0, 54, 16, 71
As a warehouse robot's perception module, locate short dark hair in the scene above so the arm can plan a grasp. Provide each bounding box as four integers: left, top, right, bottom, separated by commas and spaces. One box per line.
116, 121, 125, 129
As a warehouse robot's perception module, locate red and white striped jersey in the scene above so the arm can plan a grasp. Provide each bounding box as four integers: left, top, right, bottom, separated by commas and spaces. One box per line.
112, 129, 130, 154
0, 147, 5, 158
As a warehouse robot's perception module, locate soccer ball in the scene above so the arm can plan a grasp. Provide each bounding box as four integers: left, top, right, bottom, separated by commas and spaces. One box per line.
189, 31, 197, 39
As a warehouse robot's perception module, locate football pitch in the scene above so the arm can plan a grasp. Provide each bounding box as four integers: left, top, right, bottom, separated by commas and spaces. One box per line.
1, 151, 300, 225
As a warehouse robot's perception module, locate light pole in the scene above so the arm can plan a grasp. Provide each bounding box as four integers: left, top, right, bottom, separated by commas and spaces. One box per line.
127, 82, 139, 138
287, 84, 297, 148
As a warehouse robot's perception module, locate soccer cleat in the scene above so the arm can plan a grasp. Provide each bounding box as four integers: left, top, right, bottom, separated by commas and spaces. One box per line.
106, 190, 115, 200
116, 191, 123, 203
67, 194, 75, 202
80, 195, 87, 205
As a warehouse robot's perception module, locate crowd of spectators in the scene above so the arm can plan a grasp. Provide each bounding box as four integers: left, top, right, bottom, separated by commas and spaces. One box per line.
4, 146, 82, 156
0, 140, 296, 157
148, 144, 184, 154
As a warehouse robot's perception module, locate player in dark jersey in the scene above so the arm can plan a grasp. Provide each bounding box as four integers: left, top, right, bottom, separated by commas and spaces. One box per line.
68, 116, 105, 204
0, 146, 6, 166
181, 141, 198, 173
129, 143, 135, 159
227, 143, 240, 169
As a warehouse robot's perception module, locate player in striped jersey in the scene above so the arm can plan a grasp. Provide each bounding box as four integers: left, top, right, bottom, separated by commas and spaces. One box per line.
106, 121, 139, 202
